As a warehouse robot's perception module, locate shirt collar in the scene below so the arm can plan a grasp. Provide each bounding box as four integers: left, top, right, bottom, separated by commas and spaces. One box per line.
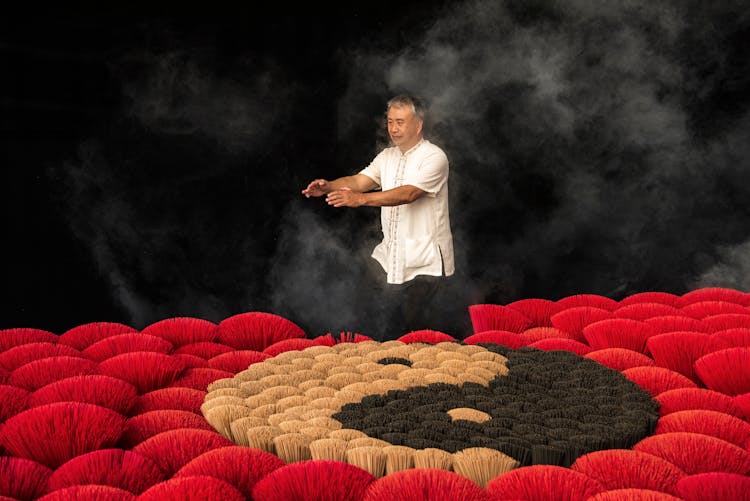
400, 138, 425, 156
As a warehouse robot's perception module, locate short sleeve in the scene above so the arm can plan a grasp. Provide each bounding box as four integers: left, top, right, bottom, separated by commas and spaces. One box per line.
407, 150, 449, 196
358, 149, 386, 188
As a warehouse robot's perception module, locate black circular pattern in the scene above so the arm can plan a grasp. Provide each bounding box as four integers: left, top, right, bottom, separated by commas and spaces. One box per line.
377, 357, 413, 367
332, 346, 659, 467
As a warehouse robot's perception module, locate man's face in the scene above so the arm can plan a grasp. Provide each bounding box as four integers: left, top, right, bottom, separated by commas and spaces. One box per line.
387, 105, 423, 151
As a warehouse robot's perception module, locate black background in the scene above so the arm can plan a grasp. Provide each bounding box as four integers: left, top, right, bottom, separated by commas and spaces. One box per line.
3, 2, 749, 337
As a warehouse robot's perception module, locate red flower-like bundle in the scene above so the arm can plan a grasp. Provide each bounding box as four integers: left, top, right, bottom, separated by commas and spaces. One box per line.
0, 289, 747, 499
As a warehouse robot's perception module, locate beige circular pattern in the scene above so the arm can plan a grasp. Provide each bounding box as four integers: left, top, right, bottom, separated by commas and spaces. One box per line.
203, 340, 515, 482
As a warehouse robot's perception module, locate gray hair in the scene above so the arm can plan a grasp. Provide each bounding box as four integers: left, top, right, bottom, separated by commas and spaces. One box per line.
386, 95, 426, 122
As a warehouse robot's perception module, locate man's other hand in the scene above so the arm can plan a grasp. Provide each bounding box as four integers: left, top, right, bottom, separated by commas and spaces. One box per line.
326, 188, 364, 208
302, 179, 329, 197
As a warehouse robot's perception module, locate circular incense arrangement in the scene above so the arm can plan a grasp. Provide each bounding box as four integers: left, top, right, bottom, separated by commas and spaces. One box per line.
202, 341, 659, 483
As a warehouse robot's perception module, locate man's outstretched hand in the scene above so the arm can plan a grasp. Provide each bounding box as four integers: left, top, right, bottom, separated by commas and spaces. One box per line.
326, 188, 364, 208
302, 179, 329, 198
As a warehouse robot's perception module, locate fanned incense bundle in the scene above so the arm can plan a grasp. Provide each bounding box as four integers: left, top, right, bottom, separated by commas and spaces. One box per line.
229, 416, 267, 446
363, 468, 491, 501
347, 446, 387, 477
174, 446, 285, 500
383, 445, 415, 474
58, 322, 136, 350
310, 437, 348, 461
413, 448, 454, 470
47, 448, 166, 495
272, 432, 312, 463
140, 317, 218, 348
246, 425, 282, 453
203, 405, 254, 441
452, 447, 520, 487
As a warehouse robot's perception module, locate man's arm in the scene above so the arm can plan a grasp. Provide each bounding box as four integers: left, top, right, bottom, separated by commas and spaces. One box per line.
302, 174, 378, 197
326, 184, 426, 208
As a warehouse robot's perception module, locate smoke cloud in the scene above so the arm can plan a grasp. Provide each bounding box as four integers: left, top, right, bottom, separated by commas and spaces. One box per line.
50, 44, 298, 328
118, 50, 290, 156
336, 0, 750, 305
48, 2, 750, 336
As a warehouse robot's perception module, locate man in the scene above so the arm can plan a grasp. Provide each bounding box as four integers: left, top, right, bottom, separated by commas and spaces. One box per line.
302, 95, 454, 340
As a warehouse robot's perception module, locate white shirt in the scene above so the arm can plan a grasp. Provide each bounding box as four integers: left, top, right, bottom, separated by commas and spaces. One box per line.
359, 139, 455, 284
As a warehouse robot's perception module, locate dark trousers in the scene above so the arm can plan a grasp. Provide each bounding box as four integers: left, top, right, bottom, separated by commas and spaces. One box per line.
365, 258, 446, 341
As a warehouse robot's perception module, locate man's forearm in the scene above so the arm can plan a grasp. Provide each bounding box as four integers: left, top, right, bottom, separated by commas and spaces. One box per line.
358, 185, 424, 207
327, 176, 363, 192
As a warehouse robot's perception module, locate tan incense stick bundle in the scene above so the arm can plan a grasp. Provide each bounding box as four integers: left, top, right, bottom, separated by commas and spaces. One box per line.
297, 379, 325, 392
295, 368, 328, 380
313, 353, 344, 364
275, 395, 311, 412
370, 379, 408, 393
383, 445, 415, 474
239, 381, 271, 397
206, 378, 238, 392
412, 359, 439, 369
381, 340, 409, 350
229, 416, 267, 446
329, 428, 368, 441
203, 404, 253, 440
244, 393, 277, 409
200, 396, 247, 413
334, 389, 366, 404
341, 355, 365, 367
409, 347, 440, 362
299, 425, 330, 440
328, 365, 360, 375
452, 447, 520, 487
424, 373, 460, 385
299, 407, 335, 420
439, 359, 469, 370
447, 408, 492, 423
311, 361, 338, 374
304, 386, 337, 399
355, 362, 382, 374
347, 437, 390, 450
304, 346, 334, 356
397, 368, 431, 383
246, 425, 282, 453
436, 366, 465, 378
309, 397, 344, 410
466, 367, 495, 380
377, 364, 409, 379
325, 372, 363, 389
267, 413, 291, 427
436, 351, 472, 363
260, 374, 295, 387
203, 387, 247, 400
470, 360, 509, 376
272, 432, 313, 463
236, 363, 276, 382
309, 437, 348, 462
457, 373, 490, 386
289, 357, 317, 369
341, 381, 373, 394
347, 446, 386, 477
413, 448, 453, 471
334, 390, 372, 404
277, 419, 307, 433
457, 344, 486, 355
472, 351, 509, 363
305, 416, 342, 430
248, 403, 277, 418
260, 385, 302, 400
283, 405, 316, 418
